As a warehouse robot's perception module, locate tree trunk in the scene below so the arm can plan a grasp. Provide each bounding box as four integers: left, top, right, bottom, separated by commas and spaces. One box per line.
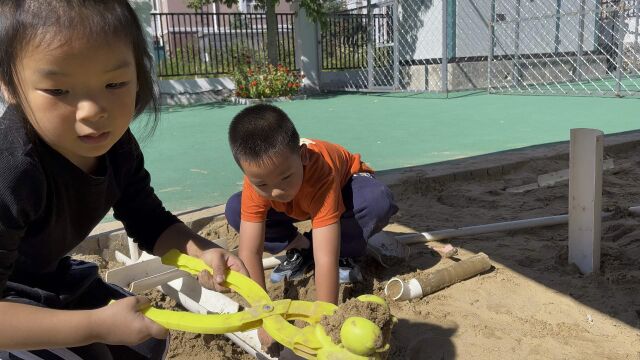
265, 1, 279, 65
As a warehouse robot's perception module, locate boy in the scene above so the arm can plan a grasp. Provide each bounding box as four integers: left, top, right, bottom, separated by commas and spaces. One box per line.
225, 104, 398, 306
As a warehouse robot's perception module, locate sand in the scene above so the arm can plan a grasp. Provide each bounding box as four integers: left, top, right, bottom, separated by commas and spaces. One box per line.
84, 142, 640, 359
319, 297, 392, 349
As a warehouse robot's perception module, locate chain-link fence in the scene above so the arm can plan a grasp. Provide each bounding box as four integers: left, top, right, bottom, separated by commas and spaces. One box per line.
320, 0, 640, 97
489, 0, 640, 97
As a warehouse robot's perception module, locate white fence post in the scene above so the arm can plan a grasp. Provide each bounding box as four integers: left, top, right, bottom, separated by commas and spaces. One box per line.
293, 5, 321, 92
568, 128, 604, 274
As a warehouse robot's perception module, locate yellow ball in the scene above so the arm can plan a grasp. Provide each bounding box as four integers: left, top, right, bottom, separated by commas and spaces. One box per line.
340, 316, 381, 356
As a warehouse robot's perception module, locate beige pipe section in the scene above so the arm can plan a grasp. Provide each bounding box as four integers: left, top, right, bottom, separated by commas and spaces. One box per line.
385, 253, 492, 301
396, 206, 640, 245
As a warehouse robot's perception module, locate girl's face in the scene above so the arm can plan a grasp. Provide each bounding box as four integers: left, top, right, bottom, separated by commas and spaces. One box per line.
14, 38, 138, 173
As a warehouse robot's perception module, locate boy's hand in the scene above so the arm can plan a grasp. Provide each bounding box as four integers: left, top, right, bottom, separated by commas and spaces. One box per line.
258, 327, 283, 357
91, 296, 168, 346
197, 248, 249, 292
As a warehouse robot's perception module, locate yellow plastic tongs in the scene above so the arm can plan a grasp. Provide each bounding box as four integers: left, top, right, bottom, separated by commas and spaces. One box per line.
142, 249, 391, 360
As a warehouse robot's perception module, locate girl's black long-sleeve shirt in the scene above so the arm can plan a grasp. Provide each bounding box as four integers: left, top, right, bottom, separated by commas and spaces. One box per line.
0, 107, 179, 295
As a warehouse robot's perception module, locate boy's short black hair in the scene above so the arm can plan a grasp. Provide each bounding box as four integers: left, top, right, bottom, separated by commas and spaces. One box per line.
229, 104, 300, 167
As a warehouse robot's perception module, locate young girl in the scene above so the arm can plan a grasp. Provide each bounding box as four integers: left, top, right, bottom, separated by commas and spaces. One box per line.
0, 1, 247, 359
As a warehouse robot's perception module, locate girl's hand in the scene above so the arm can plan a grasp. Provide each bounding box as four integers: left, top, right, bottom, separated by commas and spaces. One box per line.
91, 296, 168, 345
196, 248, 249, 292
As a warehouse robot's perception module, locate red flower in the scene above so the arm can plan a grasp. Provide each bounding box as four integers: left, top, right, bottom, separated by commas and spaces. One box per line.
238, 84, 244, 89
250, 81, 257, 87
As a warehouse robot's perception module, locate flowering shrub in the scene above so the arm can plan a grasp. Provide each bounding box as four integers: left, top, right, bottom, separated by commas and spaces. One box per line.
233, 57, 304, 99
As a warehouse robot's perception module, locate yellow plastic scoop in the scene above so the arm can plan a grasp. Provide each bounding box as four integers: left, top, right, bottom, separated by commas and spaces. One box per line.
142, 249, 392, 360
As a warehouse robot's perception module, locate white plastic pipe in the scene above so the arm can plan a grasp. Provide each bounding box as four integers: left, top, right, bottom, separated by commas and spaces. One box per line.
397, 215, 569, 244
385, 278, 423, 301
128, 237, 140, 262
396, 206, 640, 245
262, 256, 281, 270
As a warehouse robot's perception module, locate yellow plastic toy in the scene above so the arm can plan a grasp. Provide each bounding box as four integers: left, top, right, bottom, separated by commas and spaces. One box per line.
142, 249, 394, 360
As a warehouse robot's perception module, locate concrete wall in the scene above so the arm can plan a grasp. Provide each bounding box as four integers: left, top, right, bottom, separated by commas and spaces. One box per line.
391, 55, 612, 92
320, 69, 368, 90
159, 77, 235, 105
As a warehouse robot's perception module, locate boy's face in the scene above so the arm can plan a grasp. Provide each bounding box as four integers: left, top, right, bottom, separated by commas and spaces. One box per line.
241, 147, 306, 203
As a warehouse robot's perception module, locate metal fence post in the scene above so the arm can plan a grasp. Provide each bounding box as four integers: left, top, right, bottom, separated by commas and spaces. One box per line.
513, 0, 522, 88
316, 20, 322, 80
615, 2, 626, 96
487, 0, 496, 92
367, 0, 374, 89
393, 0, 400, 90
441, 0, 449, 94
576, 0, 587, 81
554, 0, 562, 54
635, 0, 640, 46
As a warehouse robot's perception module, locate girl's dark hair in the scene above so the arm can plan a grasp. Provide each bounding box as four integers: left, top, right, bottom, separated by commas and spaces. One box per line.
229, 104, 300, 167
0, 0, 159, 138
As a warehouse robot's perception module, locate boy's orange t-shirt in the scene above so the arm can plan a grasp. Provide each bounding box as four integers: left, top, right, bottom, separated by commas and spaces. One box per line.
240, 138, 373, 229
